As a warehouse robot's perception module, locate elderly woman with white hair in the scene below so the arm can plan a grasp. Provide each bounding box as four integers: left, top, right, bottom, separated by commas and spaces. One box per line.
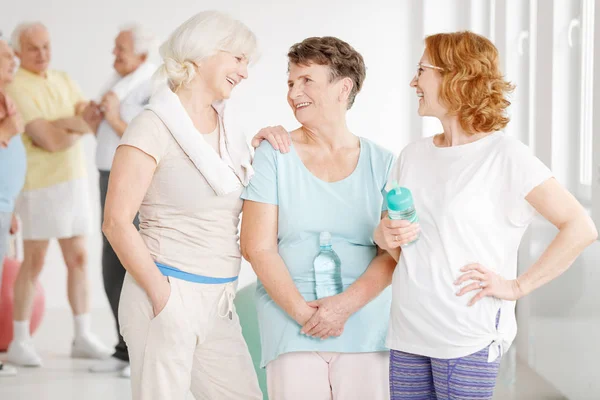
102, 11, 287, 399
86, 23, 158, 378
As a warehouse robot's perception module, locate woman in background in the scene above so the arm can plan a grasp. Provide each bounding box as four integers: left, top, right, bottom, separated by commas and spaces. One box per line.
0, 36, 26, 377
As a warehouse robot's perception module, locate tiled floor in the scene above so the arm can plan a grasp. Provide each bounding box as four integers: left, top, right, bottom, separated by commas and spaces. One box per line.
0, 309, 567, 400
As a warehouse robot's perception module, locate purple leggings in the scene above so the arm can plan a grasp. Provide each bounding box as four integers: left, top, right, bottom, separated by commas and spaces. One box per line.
389, 344, 501, 400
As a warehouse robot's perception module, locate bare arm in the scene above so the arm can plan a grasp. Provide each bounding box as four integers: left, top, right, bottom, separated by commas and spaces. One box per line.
457, 178, 598, 305
102, 145, 170, 315
105, 116, 127, 137
386, 247, 401, 263
80, 101, 105, 135
301, 212, 399, 338
74, 101, 88, 116
335, 241, 397, 313
517, 178, 597, 294
374, 212, 418, 262
0, 113, 24, 140
53, 116, 91, 134
24, 119, 86, 152
102, 91, 127, 137
240, 200, 315, 325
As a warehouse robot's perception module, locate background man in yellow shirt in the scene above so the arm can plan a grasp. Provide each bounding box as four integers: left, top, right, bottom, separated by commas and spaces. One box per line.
6, 22, 110, 367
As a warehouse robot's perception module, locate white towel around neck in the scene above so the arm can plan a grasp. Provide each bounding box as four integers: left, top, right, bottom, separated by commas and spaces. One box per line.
101, 62, 157, 101
145, 84, 254, 196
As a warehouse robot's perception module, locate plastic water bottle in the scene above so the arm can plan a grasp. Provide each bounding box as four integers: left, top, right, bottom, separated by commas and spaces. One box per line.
386, 182, 419, 245
313, 232, 343, 299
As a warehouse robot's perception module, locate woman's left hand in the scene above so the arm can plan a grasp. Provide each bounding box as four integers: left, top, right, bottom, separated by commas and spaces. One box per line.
251, 125, 291, 153
300, 294, 353, 339
455, 263, 523, 306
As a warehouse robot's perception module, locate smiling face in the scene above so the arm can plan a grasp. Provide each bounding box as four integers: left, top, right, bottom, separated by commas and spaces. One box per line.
287, 62, 350, 127
409, 51, 447, 118
197, 50, 249, 100
0, 40, 17, 86
112, 30, 146, 77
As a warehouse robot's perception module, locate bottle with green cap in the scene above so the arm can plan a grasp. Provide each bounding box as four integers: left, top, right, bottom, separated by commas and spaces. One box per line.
313, 231, 343, 298
386, 181, 419, 245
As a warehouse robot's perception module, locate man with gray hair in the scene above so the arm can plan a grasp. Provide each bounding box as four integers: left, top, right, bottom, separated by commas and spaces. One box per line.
6, 22, 111, 367
86, 24, 157, 378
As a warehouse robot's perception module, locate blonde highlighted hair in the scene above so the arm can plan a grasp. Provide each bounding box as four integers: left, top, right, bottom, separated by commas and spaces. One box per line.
157, 10, 257, 90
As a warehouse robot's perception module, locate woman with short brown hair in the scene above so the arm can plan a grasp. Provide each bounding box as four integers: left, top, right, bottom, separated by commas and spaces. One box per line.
241, 36, 400, 399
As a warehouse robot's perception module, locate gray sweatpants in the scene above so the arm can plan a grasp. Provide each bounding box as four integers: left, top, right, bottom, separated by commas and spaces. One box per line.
100, 170, 139, 361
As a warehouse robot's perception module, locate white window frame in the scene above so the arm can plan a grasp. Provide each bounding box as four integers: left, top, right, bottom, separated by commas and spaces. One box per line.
576, 0, 595, 203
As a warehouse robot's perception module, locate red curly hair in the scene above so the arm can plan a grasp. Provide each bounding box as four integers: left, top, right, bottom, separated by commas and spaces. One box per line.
424, 31, 515, 134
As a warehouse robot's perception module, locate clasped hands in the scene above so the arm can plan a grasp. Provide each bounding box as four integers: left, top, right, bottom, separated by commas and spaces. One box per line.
295, 293, 353, 340
82, 91, 121, 127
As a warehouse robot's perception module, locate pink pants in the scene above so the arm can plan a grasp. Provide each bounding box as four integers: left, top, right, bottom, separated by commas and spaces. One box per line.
266, 351, 390, 400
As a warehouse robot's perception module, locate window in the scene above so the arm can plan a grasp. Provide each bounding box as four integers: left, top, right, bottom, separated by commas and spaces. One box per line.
578, 0, 595, 200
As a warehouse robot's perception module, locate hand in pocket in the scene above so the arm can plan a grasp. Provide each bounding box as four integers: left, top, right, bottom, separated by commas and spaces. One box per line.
151, 277, 172, 318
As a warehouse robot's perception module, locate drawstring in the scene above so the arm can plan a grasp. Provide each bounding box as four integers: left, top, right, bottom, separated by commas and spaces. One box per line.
488, 308, 503, 362
488, 338, 503, 362
218, 282, 236, 320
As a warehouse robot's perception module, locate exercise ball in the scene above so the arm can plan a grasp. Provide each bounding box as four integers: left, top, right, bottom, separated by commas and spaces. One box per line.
235, 282, 267, 400
0, 257, 45, 351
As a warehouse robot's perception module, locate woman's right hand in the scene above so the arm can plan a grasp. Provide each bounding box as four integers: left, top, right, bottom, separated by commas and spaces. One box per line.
374, 217, 420, 251
151, 276, 171, 318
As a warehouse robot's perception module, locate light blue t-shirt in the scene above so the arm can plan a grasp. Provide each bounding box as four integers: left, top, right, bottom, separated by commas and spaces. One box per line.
242, 137, 395, 367
0, 134, 26, 213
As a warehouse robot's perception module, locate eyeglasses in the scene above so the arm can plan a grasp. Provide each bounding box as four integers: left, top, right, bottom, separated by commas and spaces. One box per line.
416, 63, 443, 78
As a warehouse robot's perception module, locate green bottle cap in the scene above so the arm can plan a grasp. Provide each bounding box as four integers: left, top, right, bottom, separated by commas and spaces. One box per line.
386, 185, 414, 212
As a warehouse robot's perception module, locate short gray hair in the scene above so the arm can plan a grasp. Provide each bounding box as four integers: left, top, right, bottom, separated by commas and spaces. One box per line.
10, 21, 47, 52
157, 10, 258, 89
119, 23, 156, 56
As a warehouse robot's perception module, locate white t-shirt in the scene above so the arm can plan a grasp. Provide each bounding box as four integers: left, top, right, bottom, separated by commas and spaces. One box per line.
386, 132, 553, 361
96, 80, 153, 171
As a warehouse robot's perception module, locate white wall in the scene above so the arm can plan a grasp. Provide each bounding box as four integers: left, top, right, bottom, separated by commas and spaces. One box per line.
1, 0, 421, 309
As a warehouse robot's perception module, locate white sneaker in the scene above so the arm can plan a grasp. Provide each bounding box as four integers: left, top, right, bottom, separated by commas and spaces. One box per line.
120, 365, 131, 378
89, 356, 128, 373
0, 362, 17, 376
71, 335, 112, 360
6, 340, 43, 367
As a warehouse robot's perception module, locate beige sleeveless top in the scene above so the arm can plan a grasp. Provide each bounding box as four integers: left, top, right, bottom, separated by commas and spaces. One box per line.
119, 110, 243, 278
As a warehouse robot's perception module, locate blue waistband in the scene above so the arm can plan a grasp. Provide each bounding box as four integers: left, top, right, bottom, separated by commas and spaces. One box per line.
155, 262, 238, 284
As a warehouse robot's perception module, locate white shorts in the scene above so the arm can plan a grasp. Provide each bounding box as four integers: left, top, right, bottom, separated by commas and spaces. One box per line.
119, 273, 262, 400
15, 178, 91, 240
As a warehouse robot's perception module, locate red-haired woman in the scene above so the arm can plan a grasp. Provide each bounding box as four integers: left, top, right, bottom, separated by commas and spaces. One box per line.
374, 31, 597, 399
